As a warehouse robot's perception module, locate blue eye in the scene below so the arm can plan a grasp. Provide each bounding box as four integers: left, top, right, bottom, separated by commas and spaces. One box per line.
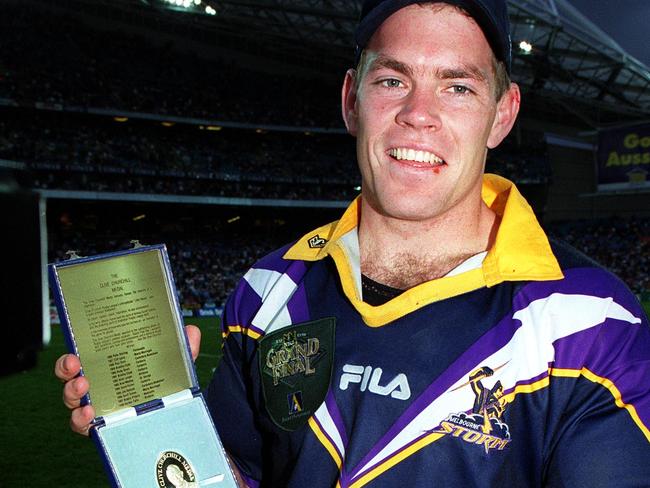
451, 85, 471, 94
381, 79, 403, 88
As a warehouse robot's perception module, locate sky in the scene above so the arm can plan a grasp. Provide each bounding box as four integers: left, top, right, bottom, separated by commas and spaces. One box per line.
565, 0, 650, 68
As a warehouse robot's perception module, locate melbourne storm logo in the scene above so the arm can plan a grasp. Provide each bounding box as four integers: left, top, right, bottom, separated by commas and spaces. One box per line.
433, 366, 511, 453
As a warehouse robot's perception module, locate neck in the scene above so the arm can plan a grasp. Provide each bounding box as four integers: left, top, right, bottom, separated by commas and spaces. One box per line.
358, 195, 497, 289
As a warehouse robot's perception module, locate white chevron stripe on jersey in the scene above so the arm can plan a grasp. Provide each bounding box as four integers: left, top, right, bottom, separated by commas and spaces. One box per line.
243, 268, 298, 334
352, 293, 642, 481
314, 401, 347, 461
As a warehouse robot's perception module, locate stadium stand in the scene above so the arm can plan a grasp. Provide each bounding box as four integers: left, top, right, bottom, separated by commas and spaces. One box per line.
0, 4, 342, 127
46, 200, 650, 311
0, 109, 552, 197
0, 110, 360, 199
547, 217, 650, 296
0, 1, 553, 194
46, 203, 343, 311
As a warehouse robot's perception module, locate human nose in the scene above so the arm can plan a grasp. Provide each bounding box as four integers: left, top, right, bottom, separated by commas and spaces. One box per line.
395, 86, 442, 131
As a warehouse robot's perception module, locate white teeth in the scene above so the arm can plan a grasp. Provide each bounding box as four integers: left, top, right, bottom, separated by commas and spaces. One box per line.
389, 147, 443, 165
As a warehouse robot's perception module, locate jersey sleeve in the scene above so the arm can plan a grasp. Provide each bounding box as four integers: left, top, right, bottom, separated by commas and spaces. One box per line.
544, 283, 650, 486
204, 280, 266, 485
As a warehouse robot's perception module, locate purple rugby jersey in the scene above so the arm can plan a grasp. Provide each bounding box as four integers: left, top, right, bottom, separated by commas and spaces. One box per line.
205, 177, 650, 487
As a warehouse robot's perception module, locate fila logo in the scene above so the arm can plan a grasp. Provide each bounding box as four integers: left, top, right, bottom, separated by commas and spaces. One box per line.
339, 364, 411, 400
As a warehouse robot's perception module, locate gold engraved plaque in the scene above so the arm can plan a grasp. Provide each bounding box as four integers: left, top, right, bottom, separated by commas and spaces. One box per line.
54, 247, 193, 416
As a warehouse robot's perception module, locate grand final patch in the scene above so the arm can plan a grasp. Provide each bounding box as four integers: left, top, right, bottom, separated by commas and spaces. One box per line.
432, 366, 511, 453
259, 318, 335, 431
155, 451, 198, 488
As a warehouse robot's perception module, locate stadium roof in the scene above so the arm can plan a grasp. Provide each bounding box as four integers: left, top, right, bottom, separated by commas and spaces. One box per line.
508, 0, 650, 129
29, 0, 650, 129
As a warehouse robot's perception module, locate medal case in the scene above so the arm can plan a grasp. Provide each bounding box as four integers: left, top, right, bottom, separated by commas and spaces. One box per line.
49, 244, 237, 487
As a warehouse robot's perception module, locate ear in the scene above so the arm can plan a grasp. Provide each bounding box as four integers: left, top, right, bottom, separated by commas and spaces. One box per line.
341, 69, 359, 136
487, 82, 521, 149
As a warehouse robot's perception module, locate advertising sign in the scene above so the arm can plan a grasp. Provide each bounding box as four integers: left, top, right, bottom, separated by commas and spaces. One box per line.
597, 123, 650, 191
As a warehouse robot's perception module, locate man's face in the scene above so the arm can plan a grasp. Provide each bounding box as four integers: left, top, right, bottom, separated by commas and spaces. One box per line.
342, 4, 519, 222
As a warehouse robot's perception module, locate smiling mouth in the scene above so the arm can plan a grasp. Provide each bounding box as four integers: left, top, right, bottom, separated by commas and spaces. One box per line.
388, 148, 446, 166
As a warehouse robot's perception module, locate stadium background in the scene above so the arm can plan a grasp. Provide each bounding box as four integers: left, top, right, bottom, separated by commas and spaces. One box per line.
0, 0, 649, 486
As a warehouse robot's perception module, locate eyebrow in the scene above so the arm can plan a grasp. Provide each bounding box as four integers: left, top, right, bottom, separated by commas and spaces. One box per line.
368, 55, 414, 78
368, 55, 488, 84
437, 65, 488, 83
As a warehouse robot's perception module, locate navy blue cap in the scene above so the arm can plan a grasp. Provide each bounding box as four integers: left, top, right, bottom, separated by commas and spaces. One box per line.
354, 0, 512, 75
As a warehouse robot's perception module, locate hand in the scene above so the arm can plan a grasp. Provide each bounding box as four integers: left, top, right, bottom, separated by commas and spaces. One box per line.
54, 325, 202, 436
55, 353, 94, 435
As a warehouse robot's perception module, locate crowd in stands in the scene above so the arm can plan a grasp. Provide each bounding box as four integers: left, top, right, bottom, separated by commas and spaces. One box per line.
48, 206, 289, 310
1, 109, 553, 199
0, 114, 360, 200
50, 235, 273, 310
48, 202, 650, 312
487, 128, 551, 184
547, 217, 650, 295
34, 172, 358, 200
169, 238, 274, 311
0, 3, 553, 197
0, 5, 343, 127
0, 115, 357, 179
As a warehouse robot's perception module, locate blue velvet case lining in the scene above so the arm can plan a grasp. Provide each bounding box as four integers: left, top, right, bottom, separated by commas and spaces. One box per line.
97, 395, 236, 487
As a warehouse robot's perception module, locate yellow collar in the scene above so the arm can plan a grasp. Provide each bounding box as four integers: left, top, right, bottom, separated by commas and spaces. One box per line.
284, 174, 563, 326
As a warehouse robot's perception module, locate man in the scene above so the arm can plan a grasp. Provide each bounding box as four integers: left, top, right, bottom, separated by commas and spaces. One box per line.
57, 0, 650, 486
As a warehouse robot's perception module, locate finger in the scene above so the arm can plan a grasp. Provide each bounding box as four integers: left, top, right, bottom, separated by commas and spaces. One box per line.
63, 376, 89, 410
70, 404, 95, 436
185, 325, 201, 362
54, 354, 81, 382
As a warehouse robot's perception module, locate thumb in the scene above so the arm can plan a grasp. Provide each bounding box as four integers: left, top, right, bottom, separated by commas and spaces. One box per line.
185, 325, 202, 362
